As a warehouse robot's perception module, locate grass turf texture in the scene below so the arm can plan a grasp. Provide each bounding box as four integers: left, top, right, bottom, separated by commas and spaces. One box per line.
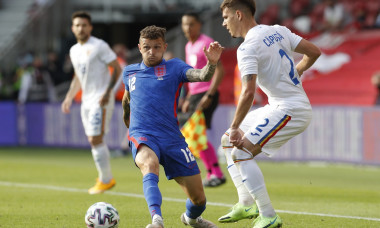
0, 147, 379, 228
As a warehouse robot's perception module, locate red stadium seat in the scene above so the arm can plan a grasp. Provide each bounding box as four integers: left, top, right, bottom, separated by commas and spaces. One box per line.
365, 0, 380, 15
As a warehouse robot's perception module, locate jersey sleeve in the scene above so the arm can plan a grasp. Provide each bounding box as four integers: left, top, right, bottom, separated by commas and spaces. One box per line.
279, 26, 302, 51
122, 66, 130, 91
69, 48, 76, 74
237, 39, 259, 77
172, 58, 192, 83
98, 41, 117, 64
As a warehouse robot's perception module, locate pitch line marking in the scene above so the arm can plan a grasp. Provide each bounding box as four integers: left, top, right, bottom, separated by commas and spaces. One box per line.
1, 181, 380, 222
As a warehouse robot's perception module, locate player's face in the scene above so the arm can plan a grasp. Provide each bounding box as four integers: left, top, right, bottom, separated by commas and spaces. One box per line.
181, 15, 201, 42
222, 7, 241, 38
138, 38, 167, 67
71, 17, 92, 43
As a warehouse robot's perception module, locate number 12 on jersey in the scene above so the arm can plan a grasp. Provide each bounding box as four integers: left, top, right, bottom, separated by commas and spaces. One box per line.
129, 76, 136, 92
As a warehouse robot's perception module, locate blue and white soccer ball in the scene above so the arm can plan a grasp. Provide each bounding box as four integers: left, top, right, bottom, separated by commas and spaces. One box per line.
85, 202, 120, 228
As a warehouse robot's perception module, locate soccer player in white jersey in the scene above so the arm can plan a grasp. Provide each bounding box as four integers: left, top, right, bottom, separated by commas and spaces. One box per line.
219, 0, 321, 227
61, 11, 122, 194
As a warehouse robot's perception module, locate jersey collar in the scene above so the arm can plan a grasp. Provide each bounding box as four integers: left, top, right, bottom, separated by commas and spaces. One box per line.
140, 58, 167, 69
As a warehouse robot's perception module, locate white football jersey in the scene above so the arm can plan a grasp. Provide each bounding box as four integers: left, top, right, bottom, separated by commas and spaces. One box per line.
70, 36, 117, 107
237, 24, 311, 113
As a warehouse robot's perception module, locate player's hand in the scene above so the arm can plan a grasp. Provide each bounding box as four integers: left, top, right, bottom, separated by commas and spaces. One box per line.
203, 41, 224, 65
61, 98, 72, 114
196, 94, 212, 110
229, 128, 244, 148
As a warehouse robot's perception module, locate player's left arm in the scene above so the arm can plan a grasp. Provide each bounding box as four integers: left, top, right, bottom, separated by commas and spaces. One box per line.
99, 59, 122, 107
122, 89, 130, 128
294, 39, 321, 77
186, 41, 224, 82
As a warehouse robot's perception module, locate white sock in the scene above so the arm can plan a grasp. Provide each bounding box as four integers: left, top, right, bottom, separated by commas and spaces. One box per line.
237, 158, 275, 217
225, 147, 254, 207
184, 213, 197, 225
91, 143, 112, 183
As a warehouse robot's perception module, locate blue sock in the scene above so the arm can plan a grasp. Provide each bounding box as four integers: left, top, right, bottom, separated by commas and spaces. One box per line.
143, 173, 162, 218
185, 198, 206, 219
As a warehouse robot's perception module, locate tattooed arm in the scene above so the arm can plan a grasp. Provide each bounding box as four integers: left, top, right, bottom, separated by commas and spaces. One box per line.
185, 62, 217, 82
122, 89, 131, 128
185, 41, 224, 82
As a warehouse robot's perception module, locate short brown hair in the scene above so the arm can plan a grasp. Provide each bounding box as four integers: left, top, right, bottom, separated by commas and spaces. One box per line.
220, 0, 256, 17
140, 25, 166, 42
71, 11, 92, 24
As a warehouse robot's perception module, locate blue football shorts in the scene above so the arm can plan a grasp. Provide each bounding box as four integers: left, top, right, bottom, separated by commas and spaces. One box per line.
128, 134, 200, 180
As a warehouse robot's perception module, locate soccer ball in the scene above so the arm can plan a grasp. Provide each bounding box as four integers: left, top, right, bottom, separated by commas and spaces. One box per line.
85, 202, 120, 228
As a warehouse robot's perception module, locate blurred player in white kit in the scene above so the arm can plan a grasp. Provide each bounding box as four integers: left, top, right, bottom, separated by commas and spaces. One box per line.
61, 11, 121, 194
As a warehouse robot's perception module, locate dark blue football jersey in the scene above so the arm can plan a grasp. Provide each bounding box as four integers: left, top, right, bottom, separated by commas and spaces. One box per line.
123, 58, 192, 141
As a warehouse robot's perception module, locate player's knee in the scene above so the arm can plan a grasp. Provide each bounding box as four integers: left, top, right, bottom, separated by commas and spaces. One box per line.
137, 161, 159, 176
221, 130, 235, 165
220, 131, 231, 148
136, 151, 160, 175
221, 130, 234, 155
231, 148, 253, 163
88, 136, 103, 146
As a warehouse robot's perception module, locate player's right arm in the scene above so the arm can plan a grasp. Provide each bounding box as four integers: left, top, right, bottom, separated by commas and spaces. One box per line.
229, 73, 257, 148
61, 74, 81, 114
122, 89, 130, 128
294, 39, 321, 77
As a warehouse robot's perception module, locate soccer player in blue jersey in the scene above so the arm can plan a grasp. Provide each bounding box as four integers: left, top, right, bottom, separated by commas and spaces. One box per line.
121, 25, 223, 228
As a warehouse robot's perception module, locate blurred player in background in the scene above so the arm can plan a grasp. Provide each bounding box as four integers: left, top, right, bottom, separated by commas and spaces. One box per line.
219, 0, 321, 227
112, 43, 128, 101
110, 43, 131, 157
61, 11, 121, 194
122, 25, 223, 228
179, 12, 226, 187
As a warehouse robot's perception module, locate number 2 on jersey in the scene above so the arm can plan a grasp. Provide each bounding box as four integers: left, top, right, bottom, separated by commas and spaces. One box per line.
251, 118, 269, 137
279, 49, 299, 85
129, 76, 136, 92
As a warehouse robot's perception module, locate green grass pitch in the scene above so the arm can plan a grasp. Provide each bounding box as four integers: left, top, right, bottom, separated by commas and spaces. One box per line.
0, 147, 379, 227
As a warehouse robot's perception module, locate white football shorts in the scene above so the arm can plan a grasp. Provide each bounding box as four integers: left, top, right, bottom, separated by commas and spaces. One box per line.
239, 104, 312, 157
80, 101, 114, 137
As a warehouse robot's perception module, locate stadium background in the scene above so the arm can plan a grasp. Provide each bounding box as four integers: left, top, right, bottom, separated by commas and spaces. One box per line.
0, 0, 380, 164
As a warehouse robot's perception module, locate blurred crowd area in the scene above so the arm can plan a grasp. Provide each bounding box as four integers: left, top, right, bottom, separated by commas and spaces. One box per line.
0, 51, 74, 103
0, 42, 129, 103
0, 0, 380, 104
259, 0, 380, 39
